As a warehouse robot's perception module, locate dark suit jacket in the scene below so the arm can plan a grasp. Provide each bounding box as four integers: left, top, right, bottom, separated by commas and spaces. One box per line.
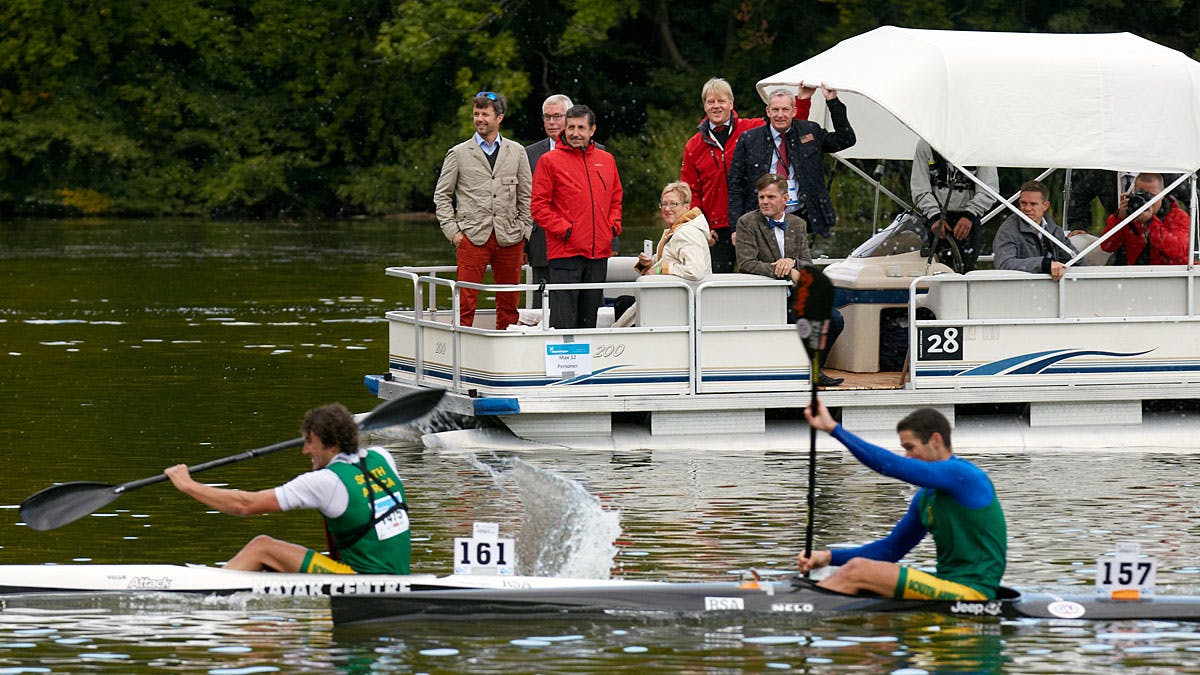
526, 136, 610, 265
727, 97, 855, 237
734, 211, 812, 278
525, 137, 555, 266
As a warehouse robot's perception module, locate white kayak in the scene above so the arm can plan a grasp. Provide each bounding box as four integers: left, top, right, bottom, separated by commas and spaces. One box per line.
0, 564, 658, 598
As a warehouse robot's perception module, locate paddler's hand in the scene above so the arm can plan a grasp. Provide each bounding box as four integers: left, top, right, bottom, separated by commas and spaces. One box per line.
804, 399, 837, 432
164, 464, 195, 491
797, 549, 832, 573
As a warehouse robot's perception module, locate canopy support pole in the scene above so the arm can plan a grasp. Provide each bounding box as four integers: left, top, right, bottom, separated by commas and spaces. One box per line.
832, 155, 912, 213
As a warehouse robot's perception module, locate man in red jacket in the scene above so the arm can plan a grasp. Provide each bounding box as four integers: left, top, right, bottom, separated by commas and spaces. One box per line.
1100, 172, 1190, 265
680, 78, 810, 273
531, 105, 623, 329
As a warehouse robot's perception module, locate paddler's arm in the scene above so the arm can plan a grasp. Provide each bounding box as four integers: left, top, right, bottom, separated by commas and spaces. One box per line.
164, 464, 281, 516
798, 498, 925, 571
829, 428, 994, 508
807, 399, 980, 497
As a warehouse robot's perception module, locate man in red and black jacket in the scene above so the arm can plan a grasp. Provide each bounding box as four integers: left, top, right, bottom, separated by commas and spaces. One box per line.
1100, 172, 1190, 266
680, 78, 810, 273
531, 105, 623, 329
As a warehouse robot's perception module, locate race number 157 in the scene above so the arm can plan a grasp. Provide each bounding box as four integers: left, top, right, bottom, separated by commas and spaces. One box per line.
1098, 559, 1154, 586
918, 326, 963, 361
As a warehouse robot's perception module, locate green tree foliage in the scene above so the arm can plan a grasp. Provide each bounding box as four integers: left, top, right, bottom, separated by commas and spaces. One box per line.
0, 0, 1195, 217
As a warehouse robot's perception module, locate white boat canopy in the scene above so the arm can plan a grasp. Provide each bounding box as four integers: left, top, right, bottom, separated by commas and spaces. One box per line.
757, 26, 1200, 173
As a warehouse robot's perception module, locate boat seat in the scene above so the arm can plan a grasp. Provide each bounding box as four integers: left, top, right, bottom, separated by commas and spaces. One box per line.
606, 256, 643, 283
631, 274, 694, 327
630, 273, 790, 328
916, 279, 967, 320
602, 256, 645, 326
699, 274, 788, 327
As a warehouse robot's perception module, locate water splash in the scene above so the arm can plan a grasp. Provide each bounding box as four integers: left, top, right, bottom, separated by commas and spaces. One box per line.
469, 456, 621, 578
364, 408, 481, 446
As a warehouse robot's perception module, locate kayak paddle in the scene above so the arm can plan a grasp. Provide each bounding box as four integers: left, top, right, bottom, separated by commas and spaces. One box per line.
18, 388, 445, 531
794, 265, 835, 575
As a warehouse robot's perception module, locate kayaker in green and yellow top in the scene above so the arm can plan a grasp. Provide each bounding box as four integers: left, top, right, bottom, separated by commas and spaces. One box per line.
165, 403, 411, 575
798, 401, 1007, 600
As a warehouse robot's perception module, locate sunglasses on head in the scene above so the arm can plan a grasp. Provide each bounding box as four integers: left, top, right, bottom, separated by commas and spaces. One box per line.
475, 91, 498, 101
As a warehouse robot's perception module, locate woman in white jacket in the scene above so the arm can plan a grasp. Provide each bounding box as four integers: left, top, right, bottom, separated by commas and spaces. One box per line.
615, 183, 712, 326
636, 182, 712, 280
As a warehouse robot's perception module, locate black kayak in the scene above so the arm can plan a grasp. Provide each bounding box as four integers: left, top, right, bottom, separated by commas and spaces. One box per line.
332, 576, 1200, 625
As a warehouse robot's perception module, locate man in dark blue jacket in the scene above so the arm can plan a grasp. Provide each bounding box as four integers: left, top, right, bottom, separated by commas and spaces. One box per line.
727, 87, 855, 238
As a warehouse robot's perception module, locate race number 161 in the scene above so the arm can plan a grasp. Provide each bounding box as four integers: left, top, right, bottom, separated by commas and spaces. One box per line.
453, 522, 515, 576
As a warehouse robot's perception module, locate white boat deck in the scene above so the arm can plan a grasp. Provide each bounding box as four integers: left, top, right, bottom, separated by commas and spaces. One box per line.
374, 247, 1200, 444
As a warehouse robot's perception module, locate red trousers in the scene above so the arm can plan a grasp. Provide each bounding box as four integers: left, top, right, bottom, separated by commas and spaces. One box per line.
456, 231, 522, 330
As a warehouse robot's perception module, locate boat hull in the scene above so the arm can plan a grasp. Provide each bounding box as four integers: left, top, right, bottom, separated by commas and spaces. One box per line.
330, 579, 1200, 625
4, 566, 1197, 625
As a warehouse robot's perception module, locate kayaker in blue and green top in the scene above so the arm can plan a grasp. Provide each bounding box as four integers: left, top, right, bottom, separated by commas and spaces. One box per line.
165, 403, 411, 575
798, 402, 1006, 600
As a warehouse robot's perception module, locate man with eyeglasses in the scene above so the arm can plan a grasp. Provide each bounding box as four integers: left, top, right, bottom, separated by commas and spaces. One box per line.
531, 104, 623, 329
434, 91, 532, 330
525, 94, 573, 307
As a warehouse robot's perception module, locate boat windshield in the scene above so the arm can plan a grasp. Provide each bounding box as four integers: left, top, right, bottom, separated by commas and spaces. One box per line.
850, 212, 927, 258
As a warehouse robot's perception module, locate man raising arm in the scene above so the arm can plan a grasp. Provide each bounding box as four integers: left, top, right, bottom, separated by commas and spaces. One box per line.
798, 401, 1007, 601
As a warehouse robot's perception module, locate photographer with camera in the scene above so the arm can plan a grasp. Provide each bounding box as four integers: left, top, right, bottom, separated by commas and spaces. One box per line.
910, 140, 998, 272
1099, 173, 1189, 266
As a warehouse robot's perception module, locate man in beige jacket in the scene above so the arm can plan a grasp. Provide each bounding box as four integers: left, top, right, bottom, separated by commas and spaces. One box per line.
434, 91, 533, 330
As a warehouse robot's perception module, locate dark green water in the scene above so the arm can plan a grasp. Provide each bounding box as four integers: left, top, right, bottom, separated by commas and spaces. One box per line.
1, 218, 1199, 673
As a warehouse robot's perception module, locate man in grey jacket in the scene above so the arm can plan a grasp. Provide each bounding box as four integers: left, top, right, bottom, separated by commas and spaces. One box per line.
993, 180, 1079, 281
434, 91, 533, 330
910, 140, 998, 272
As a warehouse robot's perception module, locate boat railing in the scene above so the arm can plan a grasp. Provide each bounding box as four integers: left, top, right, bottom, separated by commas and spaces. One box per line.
384, 265, 806, 397
385, 266, 700, 394
385, 264, 459, 316
907, 266, 1200, 388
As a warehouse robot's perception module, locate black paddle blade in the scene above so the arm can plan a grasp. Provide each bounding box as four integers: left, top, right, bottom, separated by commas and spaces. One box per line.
19, 482, 120, 531
358, 388, 445, 430
793, 265, 835, 357
18, 388, 446, 533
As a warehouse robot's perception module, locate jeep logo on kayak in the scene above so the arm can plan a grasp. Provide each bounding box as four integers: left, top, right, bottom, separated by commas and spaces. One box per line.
704, 596, 745, 611
949, 600, 1002, 616
770, 602, 815, 613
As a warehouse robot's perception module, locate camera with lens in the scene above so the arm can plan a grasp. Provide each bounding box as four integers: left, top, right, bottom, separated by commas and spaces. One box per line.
1126, 189, 1154, 213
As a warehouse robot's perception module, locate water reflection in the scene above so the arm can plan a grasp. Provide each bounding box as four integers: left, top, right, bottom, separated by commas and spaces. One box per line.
1, 219, 1199, 672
